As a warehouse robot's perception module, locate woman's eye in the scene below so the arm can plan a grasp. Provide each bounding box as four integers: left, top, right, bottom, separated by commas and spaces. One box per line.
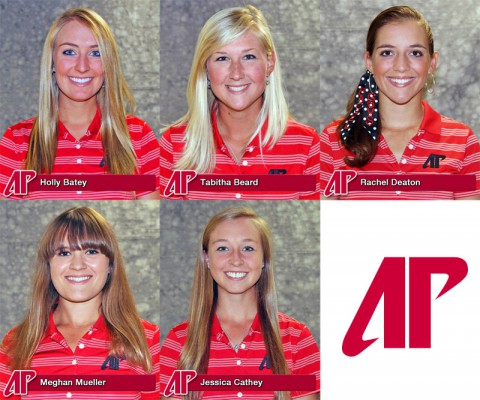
243, 246, 254, 252
411, 50, 423, 57
379, 50, 393, 57
244, 54, 256, 60
85, 249, 99, 255
91, 50, 101, 57
62, 49, 76, 56
217, 246, 228, 252
57, 250, 71, 256
215, 56, 228, 62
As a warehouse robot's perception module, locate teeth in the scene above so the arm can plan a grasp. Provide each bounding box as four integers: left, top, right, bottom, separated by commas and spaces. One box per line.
228, 85, 248, 92
70, 77, 92, 84
391, 78, 412, 84
226, 272, 247, 278
67, 276, 90, 282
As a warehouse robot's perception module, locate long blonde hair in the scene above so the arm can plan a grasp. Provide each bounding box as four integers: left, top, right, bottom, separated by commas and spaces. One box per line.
25, 8, 137, 174
178, 207, 290, 400
169, 5, 289, 173
2, 207, 152, 372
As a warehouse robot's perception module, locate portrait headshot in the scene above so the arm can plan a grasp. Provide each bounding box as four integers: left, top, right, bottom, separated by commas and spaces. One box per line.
159, 201, 320, 399
0, 0, 160, 199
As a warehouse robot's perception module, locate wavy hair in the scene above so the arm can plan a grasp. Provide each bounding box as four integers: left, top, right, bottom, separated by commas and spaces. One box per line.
178, 207, 290, 400
339, 6, 435, 167
2, 207, 152, 372
25, 8, 137, 174
169, 5, 290, 173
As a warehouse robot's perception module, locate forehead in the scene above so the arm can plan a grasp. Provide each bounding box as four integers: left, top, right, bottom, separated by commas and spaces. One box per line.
374, 20, 429, 47
214, 31, 265, 53
56, 19, 98, 46
209, 217, 260, 241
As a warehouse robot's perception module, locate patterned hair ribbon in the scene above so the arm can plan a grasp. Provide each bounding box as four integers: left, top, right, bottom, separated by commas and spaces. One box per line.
340, 70, 380, 141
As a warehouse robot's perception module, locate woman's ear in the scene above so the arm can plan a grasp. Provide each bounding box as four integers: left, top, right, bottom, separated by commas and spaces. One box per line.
364, 51, 373, 72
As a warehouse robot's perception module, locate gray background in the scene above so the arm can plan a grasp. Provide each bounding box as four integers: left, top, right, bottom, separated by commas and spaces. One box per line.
160, 201, 320, 346
160, 0, 321, 133
0, 0, 160, 138
320, 0, 480, 137
0, 201, 160, 339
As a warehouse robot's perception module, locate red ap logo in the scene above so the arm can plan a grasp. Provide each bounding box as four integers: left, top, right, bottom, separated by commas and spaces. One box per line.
164, 170, 197, 197
4, 370, 36, 397
164, 370, 197, 397
324, 170, 357, 196
343, 257, 468, 357
3, 170, 37, 197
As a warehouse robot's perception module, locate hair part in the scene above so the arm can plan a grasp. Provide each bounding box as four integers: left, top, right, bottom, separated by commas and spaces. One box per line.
2, 207, 152, 372
25, 8, 138, 174
339, 5, 434, 167
178, 207, 290, 400
167, 5, 290, 173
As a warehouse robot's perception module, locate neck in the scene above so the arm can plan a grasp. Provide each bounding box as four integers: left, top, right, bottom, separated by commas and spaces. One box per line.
215, 290, 257, 322
379, 95, 424, 131
58, 97, 98, 125
54, 297, 102, 328
216, 104, 261, 143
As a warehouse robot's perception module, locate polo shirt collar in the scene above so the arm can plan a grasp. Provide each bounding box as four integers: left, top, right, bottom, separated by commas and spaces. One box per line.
211, 312, 261, 342
47, 311, 108, 340
419, 101, 441, 136
57, 107, 102, 140
211, 103, 264, 151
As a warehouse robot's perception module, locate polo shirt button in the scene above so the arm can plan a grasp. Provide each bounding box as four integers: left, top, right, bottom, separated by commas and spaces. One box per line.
76, 144, 81, 149
72, 359, 77, 365
240, 343, 246, 349
77, 191, 82, 195
236, 360, 241, 365
77, 159, 82, 164
408, 144, 414, 150
78, 343, 85, 349
242, 160, 248, 166
396, 191, 401, 195
235, 193, 241, 199
88, 330, 93, 335
66, 392, 72, 398
401, 158, 407, 164
237, 393, 243, 398
248, 147, 254, 152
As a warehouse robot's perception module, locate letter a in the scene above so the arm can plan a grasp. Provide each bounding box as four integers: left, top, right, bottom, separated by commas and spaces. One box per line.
342, 258, 406, 357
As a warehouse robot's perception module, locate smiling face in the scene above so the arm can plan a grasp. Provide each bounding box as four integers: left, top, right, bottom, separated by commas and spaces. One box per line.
205, 217, 264, 299
53, 19, 104, 108
49, 242, 110, 307
365, 20, 438, 106
206, 31, 274, 118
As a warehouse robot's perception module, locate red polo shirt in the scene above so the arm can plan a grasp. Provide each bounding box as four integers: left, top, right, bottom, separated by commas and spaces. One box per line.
320, 101, 480, 199
160, 313, 320, 399
160, 112, 320, 200
0, 314, 160, 399
0, 109, 160, 199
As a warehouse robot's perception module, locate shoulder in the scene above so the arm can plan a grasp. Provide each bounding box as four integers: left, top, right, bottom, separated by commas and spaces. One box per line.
283, 120, 319, 142
424, 102, 474, 137
321, 119, 342, 137
141, 319, 160, 336
161, 124, 188, 141
125, 115, 154, 135
278, 312, 308, 331
166, 320, 189, 340
2, 118, 36, 139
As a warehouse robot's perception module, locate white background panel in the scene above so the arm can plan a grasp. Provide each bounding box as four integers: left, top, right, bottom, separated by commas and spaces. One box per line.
321, 201, 480, 399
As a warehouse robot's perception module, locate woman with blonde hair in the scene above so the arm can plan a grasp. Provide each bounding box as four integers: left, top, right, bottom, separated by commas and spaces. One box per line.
0, 207, 159, 399
320, 5, 480, 199
0, 8, 160, 199
160, 207, 320, 399
160, 5, 319, 200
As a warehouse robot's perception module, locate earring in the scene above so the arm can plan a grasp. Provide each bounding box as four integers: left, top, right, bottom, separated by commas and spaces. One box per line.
340, 69, 379, 142
265, 75, 270, 86
426, 73, 436, 95
207, 78, 211, 90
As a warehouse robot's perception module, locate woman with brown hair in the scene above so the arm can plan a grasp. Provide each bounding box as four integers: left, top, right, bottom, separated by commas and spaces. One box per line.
0, 207, 159, 399
160, 207, 320, 399
320, 5, 480, 199
0, 8, 160, 200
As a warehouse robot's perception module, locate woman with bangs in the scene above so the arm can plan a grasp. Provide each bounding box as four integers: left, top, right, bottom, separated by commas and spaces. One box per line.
160, 207, 320, 399
320, 5, 480, 199
0, 8, 160, 200
0, 207, 159, 399
159, 5, 319, 200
